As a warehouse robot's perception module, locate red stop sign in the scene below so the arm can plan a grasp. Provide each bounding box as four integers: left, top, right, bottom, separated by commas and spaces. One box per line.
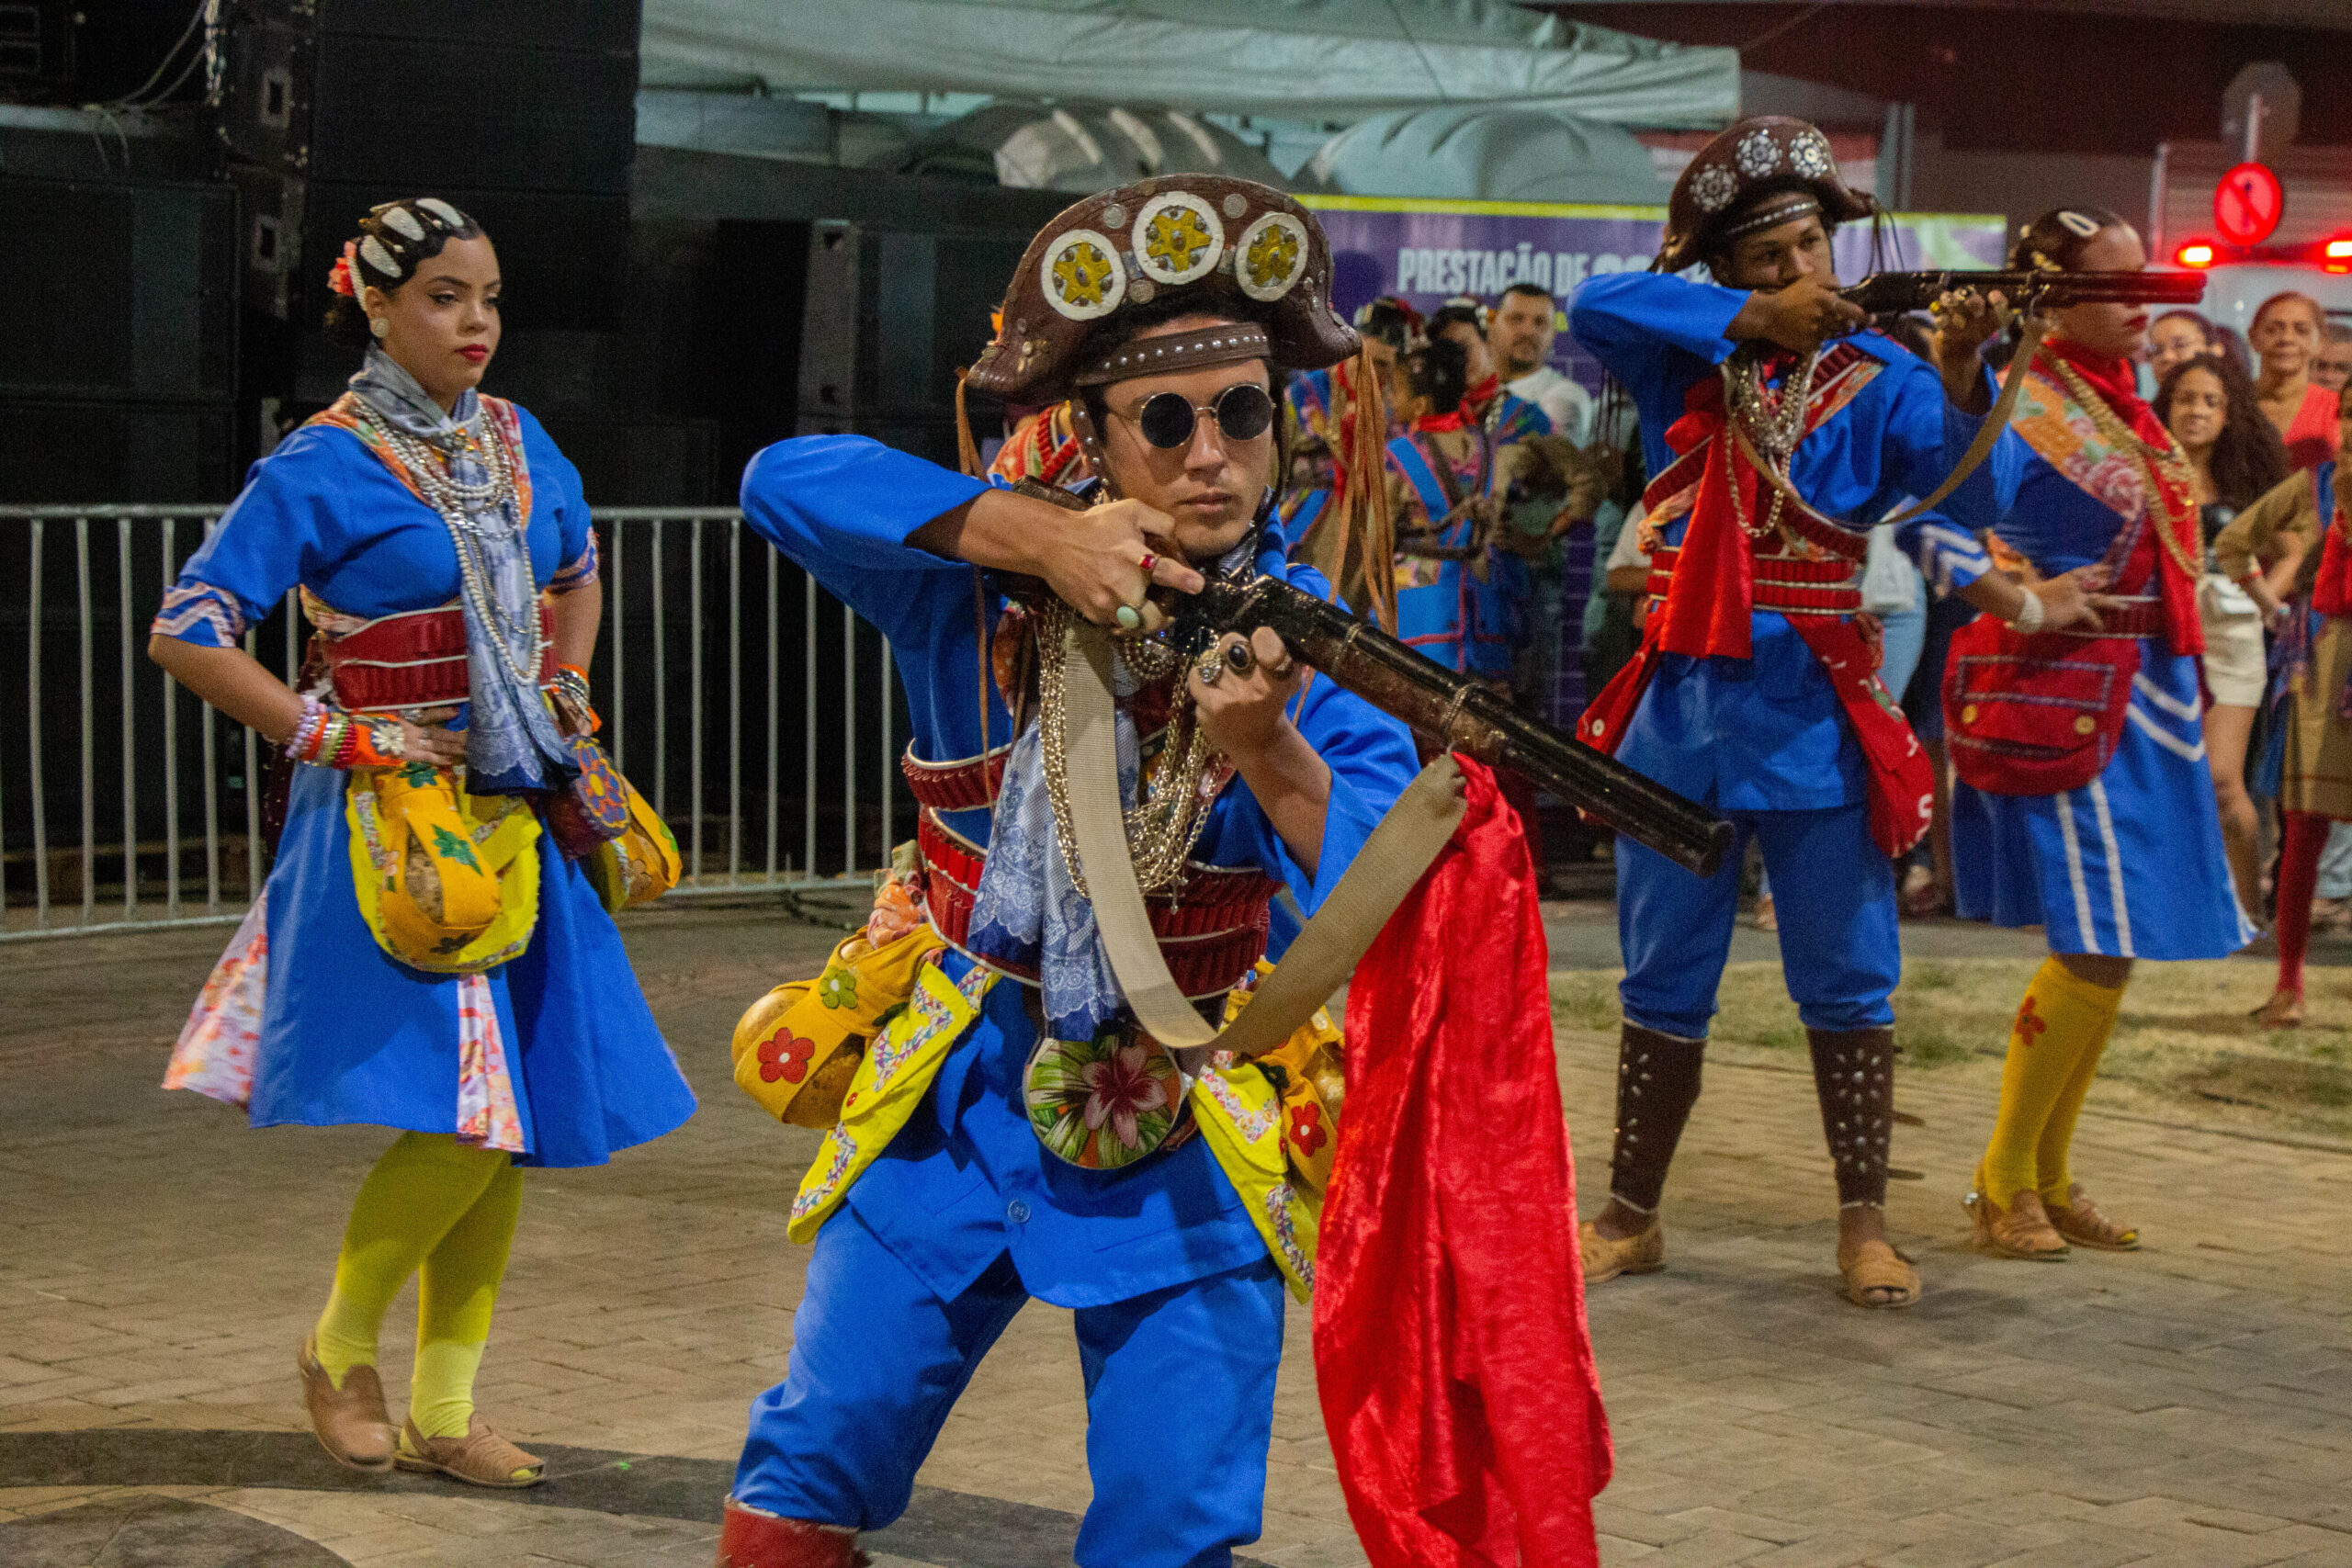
2215, 162, 2285, 247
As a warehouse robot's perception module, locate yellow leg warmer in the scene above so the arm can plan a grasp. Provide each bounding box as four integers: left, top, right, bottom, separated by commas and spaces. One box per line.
1980, 959, 2124, 1207
2034, 1010, 2119, 1206
409, 1161, 524, 1439
311, 1133, 514, 1390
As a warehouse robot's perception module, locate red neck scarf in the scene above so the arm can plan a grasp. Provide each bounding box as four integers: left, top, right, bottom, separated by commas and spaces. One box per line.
1464, 373, 1500, 422
1416, 408, 1470, 435
1648, 359, 1797, 660
2038, 337, 2204, 657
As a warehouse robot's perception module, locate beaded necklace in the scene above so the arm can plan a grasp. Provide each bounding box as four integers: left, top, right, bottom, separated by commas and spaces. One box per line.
364, 409, 548, 690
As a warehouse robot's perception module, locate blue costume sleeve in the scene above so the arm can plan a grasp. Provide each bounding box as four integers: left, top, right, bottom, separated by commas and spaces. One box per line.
515, 407, 594, 590
1568, 273, 1747, 469
157, 429, 348, 647
740, 435, 988, 626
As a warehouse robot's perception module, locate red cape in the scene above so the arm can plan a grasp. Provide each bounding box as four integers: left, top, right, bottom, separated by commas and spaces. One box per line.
1316, 759, 1611, 1567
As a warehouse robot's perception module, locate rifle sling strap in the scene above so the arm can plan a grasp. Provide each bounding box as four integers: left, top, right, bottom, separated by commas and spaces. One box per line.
1734, 314, 2051, 532
1060, 622, 1465, 1062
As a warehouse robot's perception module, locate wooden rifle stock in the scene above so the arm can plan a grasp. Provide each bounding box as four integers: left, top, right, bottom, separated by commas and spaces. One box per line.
1838, 269, 2207, 316
1000, 479, 1734, 877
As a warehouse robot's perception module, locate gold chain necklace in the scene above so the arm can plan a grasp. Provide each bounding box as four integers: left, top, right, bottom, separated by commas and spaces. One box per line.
2045, 356, 2202, 586
1034, 598, 1219, 899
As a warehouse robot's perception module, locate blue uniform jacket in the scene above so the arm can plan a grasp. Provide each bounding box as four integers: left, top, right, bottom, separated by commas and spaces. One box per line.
740, 435, 1419, 1309
1568, 271, 2005, 812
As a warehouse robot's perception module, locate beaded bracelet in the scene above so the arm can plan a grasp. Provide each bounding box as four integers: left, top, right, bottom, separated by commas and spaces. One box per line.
288, 702, 406, 769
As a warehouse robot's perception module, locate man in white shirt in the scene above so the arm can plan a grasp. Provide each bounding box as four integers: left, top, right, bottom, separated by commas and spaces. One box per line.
1490, 282, 1594, 446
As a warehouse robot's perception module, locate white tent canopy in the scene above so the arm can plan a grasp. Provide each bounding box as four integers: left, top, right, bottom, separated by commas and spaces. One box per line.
1302, 106, 1665, 203
640, 0, 1739, 129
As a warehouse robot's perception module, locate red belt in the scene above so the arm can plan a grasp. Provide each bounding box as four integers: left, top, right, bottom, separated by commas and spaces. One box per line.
915, 808, 1276, 1000
314, 604, 556, 712
901, 744, 1012, 811
1646, 547, 1862, 616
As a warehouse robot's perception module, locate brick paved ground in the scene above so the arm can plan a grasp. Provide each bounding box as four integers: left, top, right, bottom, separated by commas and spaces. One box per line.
4, 901, 2350, 1566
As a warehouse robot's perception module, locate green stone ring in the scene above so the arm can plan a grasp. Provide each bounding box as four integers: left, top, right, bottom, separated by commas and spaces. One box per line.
1114, 604, 1143, 630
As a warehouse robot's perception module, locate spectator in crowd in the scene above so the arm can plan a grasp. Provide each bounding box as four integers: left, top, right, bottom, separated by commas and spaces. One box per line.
1278, 295, 1418, 592
2160, 351, 2292, 919
2147, 310, 2215, 385
1487, 281, 1594, 444
2216, 378, 2352, 1026
2250, 291, 2341, 472
2314, 321, 2352, 396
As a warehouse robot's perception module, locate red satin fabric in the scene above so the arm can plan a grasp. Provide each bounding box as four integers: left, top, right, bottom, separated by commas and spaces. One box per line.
1317, 760, 1610, 1568
2310, 476, 2351, 618
2038, 337, 2204, 658
1653, 373, 1763, 661
1417, 408, 1471, 435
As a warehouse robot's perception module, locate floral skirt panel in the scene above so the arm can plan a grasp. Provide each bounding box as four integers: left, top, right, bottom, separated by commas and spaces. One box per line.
168, 762, 695, 1167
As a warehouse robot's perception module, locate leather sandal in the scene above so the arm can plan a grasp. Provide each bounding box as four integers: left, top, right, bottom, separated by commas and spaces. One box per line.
1963, 1179, 2069, 1260
395, 1416, 544, 1488
2045, 1184, 2140, 1251
2253, 988, 2304, 1030
1838, 1238, 1920, 1309
1577, 1215, 1666, 1284
297, 1336, 395, 1473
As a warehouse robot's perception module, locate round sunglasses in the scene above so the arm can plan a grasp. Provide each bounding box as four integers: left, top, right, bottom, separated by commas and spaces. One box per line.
1130, 382, 1277, 450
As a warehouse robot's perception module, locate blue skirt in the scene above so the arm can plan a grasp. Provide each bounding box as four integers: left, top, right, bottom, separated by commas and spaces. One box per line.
245, 764, 696, 1167
1953, 649, 2256, 961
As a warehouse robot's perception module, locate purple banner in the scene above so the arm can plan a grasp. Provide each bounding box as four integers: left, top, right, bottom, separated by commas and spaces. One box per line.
1301, 197, 2007, 389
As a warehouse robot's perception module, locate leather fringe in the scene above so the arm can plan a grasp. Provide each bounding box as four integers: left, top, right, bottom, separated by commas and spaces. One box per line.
954, 369, 982, 479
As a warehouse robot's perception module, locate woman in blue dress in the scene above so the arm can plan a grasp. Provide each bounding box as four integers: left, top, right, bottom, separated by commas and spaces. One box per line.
149, 198, 694, 1486
1929, 208, 2253, 1262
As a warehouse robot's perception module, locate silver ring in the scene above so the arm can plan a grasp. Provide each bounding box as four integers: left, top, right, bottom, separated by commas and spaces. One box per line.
1194, 651, 1226, 685
1114, 604, 1143, 630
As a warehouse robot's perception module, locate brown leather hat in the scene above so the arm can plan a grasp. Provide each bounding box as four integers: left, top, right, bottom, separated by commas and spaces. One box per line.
967, 175, 1359, 404
1657, 117, 1878, 276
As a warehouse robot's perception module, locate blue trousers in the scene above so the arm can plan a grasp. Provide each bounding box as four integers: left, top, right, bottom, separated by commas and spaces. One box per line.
732, 1207, 1286, 1568
1617, 800, 1898, 1039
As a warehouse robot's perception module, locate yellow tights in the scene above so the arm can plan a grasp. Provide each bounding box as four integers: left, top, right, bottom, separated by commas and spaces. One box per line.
1980, 958, 2125, 1207
312, 1132, 523, 1439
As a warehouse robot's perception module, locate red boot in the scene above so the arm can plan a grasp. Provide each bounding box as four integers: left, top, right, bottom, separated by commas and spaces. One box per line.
715, 1498, 868, 1568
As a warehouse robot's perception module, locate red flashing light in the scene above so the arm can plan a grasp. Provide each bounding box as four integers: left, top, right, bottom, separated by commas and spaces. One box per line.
2326, 237, 2352, 274
2176, 242, 2217, 268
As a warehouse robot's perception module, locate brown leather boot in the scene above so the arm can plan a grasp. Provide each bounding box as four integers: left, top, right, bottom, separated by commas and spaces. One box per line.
716, 1499, 869, 1568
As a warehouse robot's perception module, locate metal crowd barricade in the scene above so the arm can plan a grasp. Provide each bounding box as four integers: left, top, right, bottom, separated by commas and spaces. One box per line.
0, 504, 905, 942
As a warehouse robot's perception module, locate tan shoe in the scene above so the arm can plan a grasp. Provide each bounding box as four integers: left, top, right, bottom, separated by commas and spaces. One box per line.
1838, 1238, 1921, 1309
1963, 1182, 2069, 1260
2045, 1184, 2141, 1251
297, 1336, 395, 1473
1578, 1215, 1666, 1283
395, 1416, 545, 1488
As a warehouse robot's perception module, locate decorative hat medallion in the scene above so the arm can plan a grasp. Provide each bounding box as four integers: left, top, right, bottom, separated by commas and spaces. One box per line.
1131, 193, 1224, 286
1235, 212, 1308, 302
1041, 228, 1125, 321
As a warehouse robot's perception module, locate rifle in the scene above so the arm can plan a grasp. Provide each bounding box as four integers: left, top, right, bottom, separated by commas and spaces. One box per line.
1838, 269, 2208, 316
1007, 480, 1734, 877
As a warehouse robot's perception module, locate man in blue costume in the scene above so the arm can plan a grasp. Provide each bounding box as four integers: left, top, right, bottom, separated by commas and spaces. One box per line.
714, 178, 1419, 1568
1568, 117, 2034, 1311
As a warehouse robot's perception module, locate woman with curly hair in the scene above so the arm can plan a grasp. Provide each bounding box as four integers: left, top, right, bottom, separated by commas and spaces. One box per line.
2158, 350, 2292, 916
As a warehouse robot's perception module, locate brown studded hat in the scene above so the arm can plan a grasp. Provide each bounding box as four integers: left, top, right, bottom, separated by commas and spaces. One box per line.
966, 175, 1360, 404
1656, 116, 1878, 276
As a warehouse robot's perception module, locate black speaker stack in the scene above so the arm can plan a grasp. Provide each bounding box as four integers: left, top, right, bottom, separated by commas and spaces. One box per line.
0, 159, 243, 501
218, 0, 639, 343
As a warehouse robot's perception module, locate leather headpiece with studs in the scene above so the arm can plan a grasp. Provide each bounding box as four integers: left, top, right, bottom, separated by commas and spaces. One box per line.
967, 175, 1360, 404
1657, 116, 1878, 276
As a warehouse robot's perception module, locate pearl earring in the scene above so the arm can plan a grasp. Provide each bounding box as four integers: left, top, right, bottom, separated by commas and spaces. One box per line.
369, 316, 388, 340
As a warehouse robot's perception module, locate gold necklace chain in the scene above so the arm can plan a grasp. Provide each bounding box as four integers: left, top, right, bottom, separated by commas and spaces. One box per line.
2045, 357, 2202, 586
1034, 598, 1219, 899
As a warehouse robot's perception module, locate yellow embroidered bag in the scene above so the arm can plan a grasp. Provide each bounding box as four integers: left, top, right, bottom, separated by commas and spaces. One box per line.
729, 926, 942, 1128
345, 762, 541, 974
581, 768, 683, 913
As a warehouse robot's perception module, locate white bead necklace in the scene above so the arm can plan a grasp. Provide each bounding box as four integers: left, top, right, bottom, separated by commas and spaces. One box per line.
367, 411, 546, 688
